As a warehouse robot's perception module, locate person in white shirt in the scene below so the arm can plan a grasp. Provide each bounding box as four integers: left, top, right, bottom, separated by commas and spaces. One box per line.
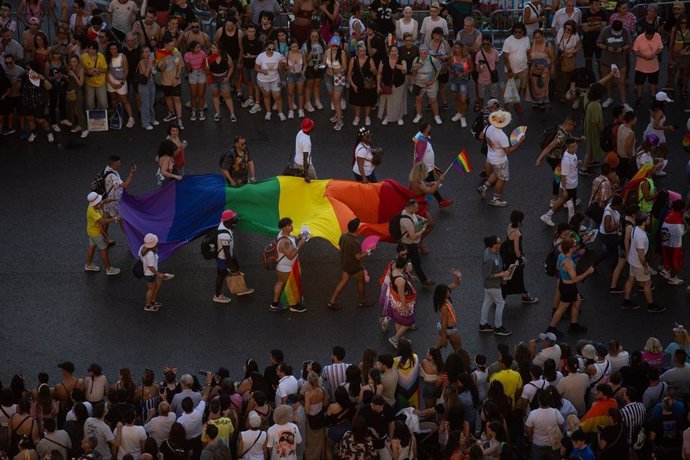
213, 209, 244, 304
477, 109, 525, 208
531, 332, 562, 369
322, 346, 351, 401
540, 138, 579, 227
145, 402, 177, 446
352, 127, 377, 183
525, 391, 564, 457
293, 117, 315, 181
501, 23, 530, 113
550, 0, 582, 39
275, 363, 300, 407
419, 1, 447, 46
255, 43, 285, 121
84, 403, 115, 460
113, 408, 147, 460
102, 155, 136, 233
36, 418, 71, 460
178, 397, 207, 460
266, 405, 302, 460
523, 0, 545, 38
622, 213, 665, 312
107, 0, 138, 40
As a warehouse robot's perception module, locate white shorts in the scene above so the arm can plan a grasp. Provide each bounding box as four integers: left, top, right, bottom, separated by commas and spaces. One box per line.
107, 80, 128, 95
258, 79, 281, 93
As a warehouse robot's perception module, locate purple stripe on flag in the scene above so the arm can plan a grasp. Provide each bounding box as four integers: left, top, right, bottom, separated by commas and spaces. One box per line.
452, 160, 465, 174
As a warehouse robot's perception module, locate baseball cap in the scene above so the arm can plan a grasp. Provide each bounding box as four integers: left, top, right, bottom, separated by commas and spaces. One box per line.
538, 332, 557, 342
221, 209, 237, 222
248, 410, 261, 428
655, 91, 673, 102
581, 344, 596, 360
144, 233, 158, 248
301, 117, 314, 133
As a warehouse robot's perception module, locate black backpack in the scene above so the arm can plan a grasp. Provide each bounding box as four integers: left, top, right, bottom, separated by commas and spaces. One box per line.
388, 214, 413, 241
132, 259, 144, 279
528, 381, 547, 410
90, 168, 115, 195
201, 228, 230, 260
539, 125, 561, 151
471, 113, 486, 140
600, 124, 614, 152
544, 242, 561, 277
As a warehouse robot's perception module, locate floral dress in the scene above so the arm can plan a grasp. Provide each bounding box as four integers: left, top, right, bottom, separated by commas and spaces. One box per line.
337, 432, 374, 459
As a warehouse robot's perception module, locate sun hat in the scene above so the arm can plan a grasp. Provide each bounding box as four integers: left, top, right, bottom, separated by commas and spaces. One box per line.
221, 209, 237, 222
655, 91, 673, 102
301, 117, 314, 133
144, 233, 158, 248
489, 110, 512, 128
87, 191, 102, 207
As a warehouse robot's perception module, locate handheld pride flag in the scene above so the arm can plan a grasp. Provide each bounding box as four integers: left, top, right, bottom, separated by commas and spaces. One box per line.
451, 149, 472, 174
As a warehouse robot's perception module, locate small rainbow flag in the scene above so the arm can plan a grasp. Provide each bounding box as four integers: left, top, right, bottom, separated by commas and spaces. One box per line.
280, 260, 303, 308
452, 149, 472, 174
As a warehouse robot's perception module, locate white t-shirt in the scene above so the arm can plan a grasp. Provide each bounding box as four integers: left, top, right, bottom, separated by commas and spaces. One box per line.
606, 351, 630, 373
275, 375, 299, 407
525, 407, 564, 447
532, 344, 562, 369
485, 125, 509, 165
84, 417, 115, 460
255, 51, 283, 82
628, 226, 648, 268
103, 166, 123, 202
217, 223, 234, 261
294, 130, 312, 166
266, 422, 302, 460
523, 2, 543, 36
501, 35, 530, 73
521, 379, 548, 408
414, 132, 435, 172
551, 7, 582, 34
108, 0, 137, 33
0, 404, 16, 427
145, 413, 177, 446
560, 151, 579, 190
636, 150, 653, 169
239, 430, 267, 460
115, 425, 147, 460
139, 245, 159, 276
419, 16, 448, 46
353, 142, 375, 176
599, 205, 620, 235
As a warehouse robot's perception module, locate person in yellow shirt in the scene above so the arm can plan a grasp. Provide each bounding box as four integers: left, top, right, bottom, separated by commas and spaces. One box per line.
81, 41, 108, 109
85, 191, 121, 275
488, 353, 523, 408
201, 399, 234, 447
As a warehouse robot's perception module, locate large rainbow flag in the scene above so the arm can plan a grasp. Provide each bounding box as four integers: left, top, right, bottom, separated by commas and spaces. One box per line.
120, 175, 415, 261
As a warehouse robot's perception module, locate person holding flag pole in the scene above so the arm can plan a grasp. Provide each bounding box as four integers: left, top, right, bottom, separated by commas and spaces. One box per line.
413, 121, 454, 209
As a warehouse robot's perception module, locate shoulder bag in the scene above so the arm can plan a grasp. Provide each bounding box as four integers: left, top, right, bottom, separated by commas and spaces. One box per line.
481, 48, 499, 83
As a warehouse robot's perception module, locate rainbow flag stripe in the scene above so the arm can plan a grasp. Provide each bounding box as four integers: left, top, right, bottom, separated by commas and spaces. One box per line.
120, 175, 415, 261
280, 261, 303, 308
452, 149, 472, 174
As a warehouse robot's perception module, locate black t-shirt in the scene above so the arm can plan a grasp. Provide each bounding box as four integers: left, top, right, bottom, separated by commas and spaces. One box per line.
120, 46, 141, 83
370, 0, 400, 35
599, 424, 628, 460
368, 33, 387, 66
358, 404, 394, 449
651, 413, 684, 447
169, 3, 196, 26
263, 364, 279, 400
570, 67, 596, 89
148, 0, 170, 13
398, 45, 418, 73
580, 8, 608, 41
242, 37, 263, 68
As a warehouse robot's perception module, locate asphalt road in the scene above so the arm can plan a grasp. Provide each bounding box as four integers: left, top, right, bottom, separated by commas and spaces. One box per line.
1, 87, 689, 386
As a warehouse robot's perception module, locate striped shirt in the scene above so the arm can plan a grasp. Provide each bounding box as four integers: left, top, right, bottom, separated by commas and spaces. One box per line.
322, 362, 350, 400
620, 401, 646, 445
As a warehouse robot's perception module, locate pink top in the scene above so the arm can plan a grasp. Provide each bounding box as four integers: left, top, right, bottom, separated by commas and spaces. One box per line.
641, 351, 663, 371
633, 33, 663, 73
475, 47, 499, 85
184, 50, 207, 70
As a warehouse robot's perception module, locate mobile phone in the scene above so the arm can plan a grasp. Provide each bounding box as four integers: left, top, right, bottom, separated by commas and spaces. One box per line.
198, 370, 212, 376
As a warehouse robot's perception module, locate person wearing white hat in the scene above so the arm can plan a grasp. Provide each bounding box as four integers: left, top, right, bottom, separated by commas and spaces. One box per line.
139, 232, 173, 312
84, 191, 121, 275
644, 96, 678, 160
477, 109, 524, 207
237, 410, 267, 460
530, 332, 562, 370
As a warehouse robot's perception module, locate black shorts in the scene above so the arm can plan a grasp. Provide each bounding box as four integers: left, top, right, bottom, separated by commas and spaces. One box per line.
21, 104, 46, 118
162, 84, 182, 97
438, 72, 449, 84
0, 98, 11, 115
566, 187, 578, 205
559, 281, 578, 303
635, 70, 659, 85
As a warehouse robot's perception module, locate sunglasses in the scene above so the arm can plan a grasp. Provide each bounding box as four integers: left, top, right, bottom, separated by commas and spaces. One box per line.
266, 47, 274, 51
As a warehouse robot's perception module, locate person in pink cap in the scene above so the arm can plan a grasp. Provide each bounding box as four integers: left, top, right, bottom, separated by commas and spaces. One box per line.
293, 117, 315, 182
213, 209, 254, 303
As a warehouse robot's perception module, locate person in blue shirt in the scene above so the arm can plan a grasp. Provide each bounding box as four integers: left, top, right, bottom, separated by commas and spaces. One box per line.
569, 429, 595, 460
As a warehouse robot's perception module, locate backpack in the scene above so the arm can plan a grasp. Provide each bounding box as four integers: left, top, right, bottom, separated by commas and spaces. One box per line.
528, 381, 547, 411
600, 123, 614, 152
471, 113, 486, 140
388, 214, 413, 241
200, 229, 230, 260
262, 236, 288, 270
132, 259, 144, 279
544, 242, 561, 277
90, 168, 116, 196
539, 125, 562, 151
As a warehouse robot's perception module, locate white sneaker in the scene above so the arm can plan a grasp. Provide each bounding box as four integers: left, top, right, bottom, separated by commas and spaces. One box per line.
278, 112, 286, 121
51, 124, 61, 132
333, 120, 343, 131
330, 115, 339, 123
288, 110, 294, 119
152, 119, 160, 126
81, 130, 90, 138
668, 276, 685, 285
106, 267, 121, 276
365, 116, 371, 126
298, 109, 305, 118
60, 119, 72, 127
272, 103, 277, 111
434, 115, 442, 125
398, 119, 404, 126
250, 104, 261, 114
144, 125, 153, 131
84, 264, 101, 272
265, 112, 272, 121
126, 117, 135, 128
341, 98, 347, 110
71, 125, 82, 133
540, 213, 555, 227
314, 101, 323, 110
330, 101, 334, 111
382, 117, 389, 125
451, 113, 462, 122
572, 98, 580, 109
460, 115, 467, 127
47, 132, 55, 143
213, 294, 232, 303
413, 114, 422, 123
198, 111, 205, 121
489, 198, 508, 207
241, 98, 254, 108
352, 116, 360, 126
305, 102, 315, 112
659, 268, 672, 280
602, 97, 613, 108
623, 103, 633, 113
28, 133, 36, 143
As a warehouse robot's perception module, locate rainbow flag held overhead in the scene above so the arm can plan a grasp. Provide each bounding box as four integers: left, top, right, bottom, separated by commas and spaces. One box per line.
120, 175, 416, 261
452, 149, 472, 174
279, 261, 303, 308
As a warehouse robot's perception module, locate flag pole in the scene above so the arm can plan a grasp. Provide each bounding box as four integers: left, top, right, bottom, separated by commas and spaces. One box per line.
442, 162, 454, 176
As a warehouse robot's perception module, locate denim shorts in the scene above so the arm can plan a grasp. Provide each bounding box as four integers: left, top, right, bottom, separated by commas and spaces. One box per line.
144, 274, 157, 283
243, 68, 257, 85
286, 72, 305, 84
210, 74, 231, 92
188, 69, 207, 84
449, 78, 469, 96
88, 235, 108, 250
324, 73, 345, 93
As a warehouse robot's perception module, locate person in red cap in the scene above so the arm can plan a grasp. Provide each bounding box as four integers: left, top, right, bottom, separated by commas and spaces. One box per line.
214, 209, 242, 303
294, 117, 315, 182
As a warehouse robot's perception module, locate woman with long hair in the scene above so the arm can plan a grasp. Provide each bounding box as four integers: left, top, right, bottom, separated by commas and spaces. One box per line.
421, 347, 444, 409
105, 42, 135, 128
457, 373, 480, 432
134, 368, 160, 422
377, 45, 407, 126
44, 48, 68, 131
302, 30, 325, 112
528, 28, 553, 111
160, 422, 187, 460
318, 0, 340, 43
359, 349, 377, 385
390, 420, 416, 459
358, 368, 383, 405
433, 269, 463, 351
139, 233, 172, 312
206, 42, 236, 122
428, 27, 451, 111
166, 124, 187, 175
112, 368, 136, 403
8, 398, 38, 457
343, 366, 361, 404
348, 40, 377, 126
304, 371, 327, 460
137, 46, 159, 130
385, 257, 417, 348
336, 416, 373, 460
555, 19, 581, 101
65, 54, 87, 136
323, 36, 347, 130
29, 384, 57, 432
501, 210, 539, 304
393, 339, 420, 409
237, 359, 259, 400
581, 82, 606, 173
325, 387, 354, 460
285, 38, 306, 119
184, 40, 208, 121
448, 41, 473, 126
32, 32, 50, 69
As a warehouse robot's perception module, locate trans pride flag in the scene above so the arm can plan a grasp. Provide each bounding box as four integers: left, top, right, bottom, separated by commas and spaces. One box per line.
120, 175, 415, 261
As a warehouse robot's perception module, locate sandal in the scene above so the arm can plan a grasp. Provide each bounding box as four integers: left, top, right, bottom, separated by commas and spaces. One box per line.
357, 301, 374, 308
144, 304, 160, 312
327, 302, 342, 310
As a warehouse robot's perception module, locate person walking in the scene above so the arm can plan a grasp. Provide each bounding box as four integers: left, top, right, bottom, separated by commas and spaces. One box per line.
139, 233, 173, 312
327, 218, 373, 310
501, 210, 539, 304
477, 109, 525, 207
213, 209, 253, 304
270, 217, 308, 313
84, 192, 121, 275
398, 199, 435, 288
413, 121, 453, 208
540, 138, 580, 227
479, 235, 511, 336
221, 136, 256, 187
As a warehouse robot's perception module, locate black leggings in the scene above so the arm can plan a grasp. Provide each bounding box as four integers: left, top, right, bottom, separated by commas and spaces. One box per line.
546, 157, 561, 196
48, 87, 66, 124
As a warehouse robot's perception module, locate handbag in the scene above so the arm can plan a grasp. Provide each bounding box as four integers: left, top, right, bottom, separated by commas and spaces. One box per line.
65, 89, 77, 102
226, 272, 254, 296
558, 34, 576, 73
358, 57, 376, 89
